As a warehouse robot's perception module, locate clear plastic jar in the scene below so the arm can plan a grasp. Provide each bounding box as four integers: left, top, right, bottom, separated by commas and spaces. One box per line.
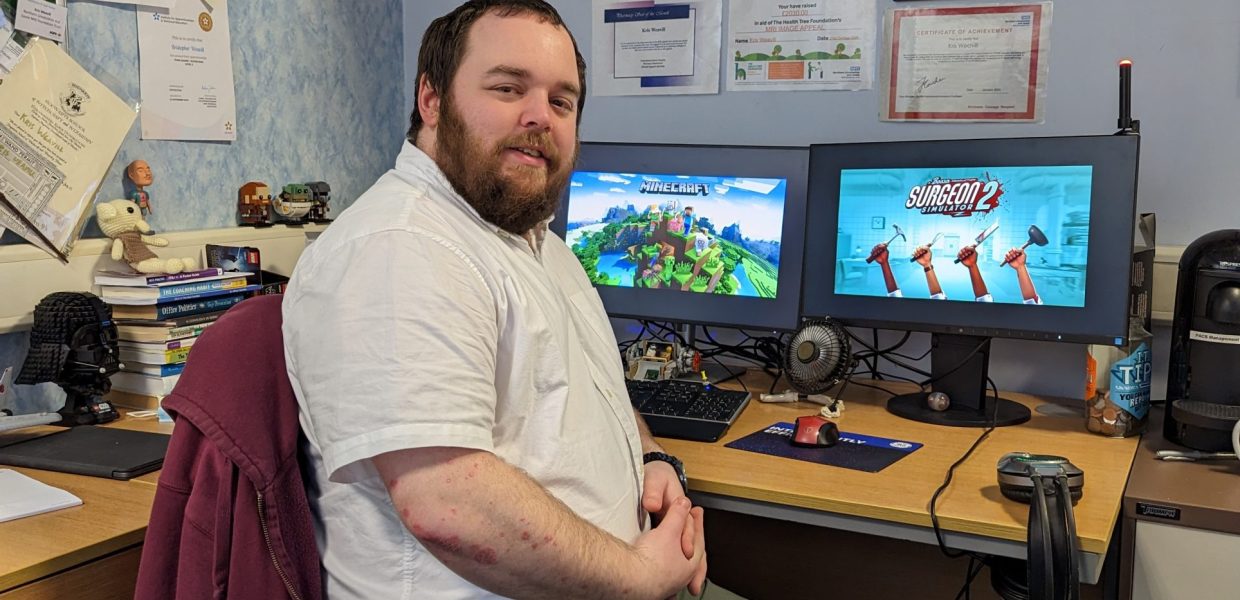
1085, 317, 1151, 437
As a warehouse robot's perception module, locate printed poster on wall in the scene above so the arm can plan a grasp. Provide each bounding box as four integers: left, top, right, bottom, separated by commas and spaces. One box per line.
0, 40, 137, 261
880, 2, 1052, 122
137, 0, 237, 140
727, 0, 875, 92
591, 0, 721, 96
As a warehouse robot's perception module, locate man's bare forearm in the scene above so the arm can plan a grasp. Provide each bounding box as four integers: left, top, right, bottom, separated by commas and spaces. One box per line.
376, 447, 675, 599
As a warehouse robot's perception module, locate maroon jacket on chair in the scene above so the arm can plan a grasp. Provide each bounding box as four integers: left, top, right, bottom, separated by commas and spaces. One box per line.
135, 294, 322, 600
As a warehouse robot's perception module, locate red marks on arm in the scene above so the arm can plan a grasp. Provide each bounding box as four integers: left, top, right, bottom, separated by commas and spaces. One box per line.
416, 529, 501, 566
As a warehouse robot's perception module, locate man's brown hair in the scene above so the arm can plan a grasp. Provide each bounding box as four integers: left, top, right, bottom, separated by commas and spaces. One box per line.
407, 0, 587, 143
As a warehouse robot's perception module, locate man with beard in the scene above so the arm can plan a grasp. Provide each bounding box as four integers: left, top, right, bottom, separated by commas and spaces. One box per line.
281, 1, 707, 598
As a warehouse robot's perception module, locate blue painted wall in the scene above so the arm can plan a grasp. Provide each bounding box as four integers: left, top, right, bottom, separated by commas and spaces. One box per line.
0, 0, 406, 414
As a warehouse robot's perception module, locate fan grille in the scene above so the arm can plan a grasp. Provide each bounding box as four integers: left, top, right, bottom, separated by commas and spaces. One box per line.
784, 318, 852, 395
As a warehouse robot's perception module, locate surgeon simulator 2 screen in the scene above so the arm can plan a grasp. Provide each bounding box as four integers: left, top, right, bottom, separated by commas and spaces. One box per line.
835, 165, 1092, 308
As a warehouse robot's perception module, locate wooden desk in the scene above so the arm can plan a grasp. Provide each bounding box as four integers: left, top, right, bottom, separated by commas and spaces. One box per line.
659, 374, 1140, 585
0, 413, 172, 598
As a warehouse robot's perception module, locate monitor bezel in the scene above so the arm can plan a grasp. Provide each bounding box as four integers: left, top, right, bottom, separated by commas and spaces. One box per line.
801, 134, 1140, 345
551, 142, 809, 331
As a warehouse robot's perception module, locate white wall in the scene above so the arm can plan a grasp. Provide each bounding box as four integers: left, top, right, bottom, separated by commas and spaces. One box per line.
401, 0, 1236, 400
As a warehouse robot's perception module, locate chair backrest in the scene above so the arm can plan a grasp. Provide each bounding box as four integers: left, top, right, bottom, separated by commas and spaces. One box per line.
137, 294, 323, 600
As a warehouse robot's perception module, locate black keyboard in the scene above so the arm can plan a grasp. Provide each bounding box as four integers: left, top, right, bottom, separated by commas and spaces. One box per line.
625, 379, 751, 443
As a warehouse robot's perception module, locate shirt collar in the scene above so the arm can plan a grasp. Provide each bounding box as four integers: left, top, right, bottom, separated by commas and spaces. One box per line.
393, 141, 551, 254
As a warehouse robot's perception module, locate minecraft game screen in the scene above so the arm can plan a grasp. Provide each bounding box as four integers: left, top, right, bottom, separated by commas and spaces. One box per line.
565, 171, 787, 299
835, 165, 1092, 307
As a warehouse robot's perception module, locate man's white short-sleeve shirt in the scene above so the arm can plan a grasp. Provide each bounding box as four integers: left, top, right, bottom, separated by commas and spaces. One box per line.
282, 143, 645, 599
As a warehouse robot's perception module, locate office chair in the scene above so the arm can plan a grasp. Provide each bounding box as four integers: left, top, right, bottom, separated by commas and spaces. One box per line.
134, 295, 322, 600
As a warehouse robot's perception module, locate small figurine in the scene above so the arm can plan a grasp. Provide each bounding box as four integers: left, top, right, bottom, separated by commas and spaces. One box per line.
272, 183, 314, 225
306, 181, 332, 223
96, 199, 197, 274
238, 181, 274, 227
126, 159, 154, 216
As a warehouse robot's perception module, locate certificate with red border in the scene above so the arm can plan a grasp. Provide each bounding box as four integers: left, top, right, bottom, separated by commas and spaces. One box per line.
880, 3, 1051, 122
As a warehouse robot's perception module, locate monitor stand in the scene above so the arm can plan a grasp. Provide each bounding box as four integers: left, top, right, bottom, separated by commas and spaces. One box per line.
886, 333, 1031, 428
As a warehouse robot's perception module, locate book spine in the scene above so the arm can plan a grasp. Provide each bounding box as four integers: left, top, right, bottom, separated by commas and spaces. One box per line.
111, 373, 180, 396
163, 338, 196, 350
164, 346, 192, 363
154, 284, 258, 306
119, 345, 192, 364
157, 277, 248, 299
154, 290, 251, 319
141, 267, 224, 285
160, 363, 187, 377
168, 310, 225, 328
106, 390, 164, 411
166, 323, 211, 339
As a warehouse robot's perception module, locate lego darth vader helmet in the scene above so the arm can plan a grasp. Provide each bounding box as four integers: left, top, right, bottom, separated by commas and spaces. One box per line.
17, 292, 121, 389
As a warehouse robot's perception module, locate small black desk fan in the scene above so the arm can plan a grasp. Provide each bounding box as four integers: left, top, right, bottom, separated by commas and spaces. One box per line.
782, 318, 854, 406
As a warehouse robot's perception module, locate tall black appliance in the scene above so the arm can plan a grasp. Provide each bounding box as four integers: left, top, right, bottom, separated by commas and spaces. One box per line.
1165, 229, 1240, 450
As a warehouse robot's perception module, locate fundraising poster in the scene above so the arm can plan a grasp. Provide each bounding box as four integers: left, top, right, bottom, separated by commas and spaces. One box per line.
880, 2, 1051, 122
728, 0, 875, 92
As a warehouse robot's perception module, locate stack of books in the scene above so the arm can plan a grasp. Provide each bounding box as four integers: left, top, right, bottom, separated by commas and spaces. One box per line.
97, 267, 260, 409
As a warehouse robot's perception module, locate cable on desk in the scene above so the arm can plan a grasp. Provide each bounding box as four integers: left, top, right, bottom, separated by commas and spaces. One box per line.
927, 376, 1000, 564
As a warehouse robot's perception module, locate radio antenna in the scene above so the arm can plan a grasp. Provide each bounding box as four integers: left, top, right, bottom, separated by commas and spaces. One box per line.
1116, 59, 1140, 134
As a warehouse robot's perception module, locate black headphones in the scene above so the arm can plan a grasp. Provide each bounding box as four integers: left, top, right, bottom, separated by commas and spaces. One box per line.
995, 453, 1084, 600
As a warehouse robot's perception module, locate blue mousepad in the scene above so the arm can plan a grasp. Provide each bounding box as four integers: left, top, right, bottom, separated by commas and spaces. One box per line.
725, 422, 923, 473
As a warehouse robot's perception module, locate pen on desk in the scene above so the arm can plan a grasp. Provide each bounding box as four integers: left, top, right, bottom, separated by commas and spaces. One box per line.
1154, 449, 1236, 462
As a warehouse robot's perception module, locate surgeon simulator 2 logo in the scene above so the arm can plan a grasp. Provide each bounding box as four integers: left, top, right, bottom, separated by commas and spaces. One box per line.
906, 175, 1003, 217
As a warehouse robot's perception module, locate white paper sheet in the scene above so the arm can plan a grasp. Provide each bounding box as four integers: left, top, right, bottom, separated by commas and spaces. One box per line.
13, 0, 66, 43
0, 468, 83, 523
0, 40, 137, 260
136, 0, 237, 140
880, 2, 1052, 122
591, 0, 721, 96
727, 0, 875, 92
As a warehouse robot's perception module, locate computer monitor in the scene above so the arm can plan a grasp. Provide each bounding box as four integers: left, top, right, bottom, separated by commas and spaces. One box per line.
803, 135, 1140, 427
550, 142, 808, 331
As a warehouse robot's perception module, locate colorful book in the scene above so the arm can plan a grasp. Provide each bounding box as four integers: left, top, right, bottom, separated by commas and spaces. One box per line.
119, 361, 187, 378
117, 321, 214, 344
114, 310, 226, 329
101, 275, 252, 304
93, 267, 225, 287
119, 336, 200, 352
206, 244, 262, 274
102, 283, 257, 307
110, 371, 181, 396
109, 290, 251, 321
118, 344, 192, 365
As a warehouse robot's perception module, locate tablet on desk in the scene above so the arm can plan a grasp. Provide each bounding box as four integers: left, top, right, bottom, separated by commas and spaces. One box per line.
0, 426, 170, 480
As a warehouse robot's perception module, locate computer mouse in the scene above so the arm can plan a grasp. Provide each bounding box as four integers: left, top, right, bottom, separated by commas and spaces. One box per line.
791, 415, 840, 448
